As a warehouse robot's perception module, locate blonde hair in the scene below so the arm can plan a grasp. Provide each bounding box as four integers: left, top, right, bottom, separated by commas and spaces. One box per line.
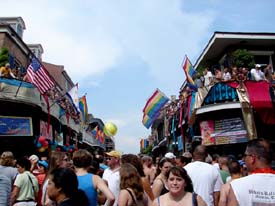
0, 151, 15, 166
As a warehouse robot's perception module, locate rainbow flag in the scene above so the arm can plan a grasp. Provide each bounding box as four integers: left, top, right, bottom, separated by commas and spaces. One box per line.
142, 89, 169, 117
79, 95, 88, 123
183, 56, 197, 89
142, 114, 156, 129
142, 89, 168, 129
140, 138, 148, 149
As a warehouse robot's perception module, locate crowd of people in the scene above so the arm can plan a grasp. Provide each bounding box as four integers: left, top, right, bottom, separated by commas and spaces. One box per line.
194, 64, 275, 88
0, 138, 275, 206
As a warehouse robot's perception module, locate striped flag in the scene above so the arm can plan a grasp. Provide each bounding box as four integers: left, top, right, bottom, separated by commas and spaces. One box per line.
79, 95, 88, 123
27, 57, 55, 94
66, 84, 79, 113
143, 89, 169, 117
142, 89, 169, 129
183, 56, 197, 90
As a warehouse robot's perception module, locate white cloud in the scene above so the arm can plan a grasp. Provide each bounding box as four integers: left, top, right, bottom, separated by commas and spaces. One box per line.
1, 0, 216, 154
85, 80, 100, 87
103, 112, 149, 154
1, 1, 215, 85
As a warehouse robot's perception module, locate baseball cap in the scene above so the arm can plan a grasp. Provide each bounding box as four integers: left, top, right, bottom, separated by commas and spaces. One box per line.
255, 64, 261, 68
165, 152, 176, 159
38, 160, 48, 169
182, 152, 192, 158
29, 155, 39, 162
106, 150, 121, 158
238, 160, 245, 167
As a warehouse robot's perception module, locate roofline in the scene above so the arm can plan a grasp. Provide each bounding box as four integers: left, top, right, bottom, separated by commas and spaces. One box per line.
27, 43, 44, 53
0, 24, 63, 90
194, 31, 275, 69
0, 17, 26, 29
0, 24, 30, 56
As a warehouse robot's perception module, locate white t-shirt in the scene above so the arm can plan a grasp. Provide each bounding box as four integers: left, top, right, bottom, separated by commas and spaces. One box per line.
231, 173, 275, 206
102, 167, 120, 206
223, 72, 231, 81
250, 68, 264, 81
184, 161, 223, 206
204, 71, 213, 86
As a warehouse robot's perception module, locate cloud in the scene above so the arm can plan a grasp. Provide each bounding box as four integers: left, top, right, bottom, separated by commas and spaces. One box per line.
1, 0, 216, 154
102, 111, 148, 154
1, 1, 215, 85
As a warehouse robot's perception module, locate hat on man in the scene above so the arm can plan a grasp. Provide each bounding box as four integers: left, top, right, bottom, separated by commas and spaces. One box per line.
165, 152, 176, 159
255, 64, 261, 68
29, 155, 39, 162
38, 160, 48, 169
106, 150, 121, 158
238, 160, 245, 167
182, 152, 192, 158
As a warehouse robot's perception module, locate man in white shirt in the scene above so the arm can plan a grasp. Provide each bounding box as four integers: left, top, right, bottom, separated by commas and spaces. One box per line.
204, 67, 213, 86
102, 150, 121, 206
250, 64, 264, 81
226, 138, 275, 206
184, 145, 223, 206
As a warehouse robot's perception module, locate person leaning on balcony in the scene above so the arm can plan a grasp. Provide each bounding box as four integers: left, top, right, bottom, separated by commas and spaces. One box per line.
203, 67, 213, 86
214, 68, 222, 82
250, 64, 264, 81
0, 63, 16, 79
222, 67, 231, 82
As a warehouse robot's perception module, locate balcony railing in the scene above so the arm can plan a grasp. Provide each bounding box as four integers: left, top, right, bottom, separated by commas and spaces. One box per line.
0, 78, 80, 131
203, 82, 239, 105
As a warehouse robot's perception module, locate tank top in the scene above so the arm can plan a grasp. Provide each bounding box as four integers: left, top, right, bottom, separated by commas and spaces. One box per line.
156, 178, 169, 195
157, 192, 198, 206
77, 173, 98, 206
231, 173, 275, 206
125, 188, 146, 206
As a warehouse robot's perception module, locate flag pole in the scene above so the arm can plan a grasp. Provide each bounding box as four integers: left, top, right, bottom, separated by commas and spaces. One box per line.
49, 83, 79, 109
49, 92, 67, 109
14, 79, 23, 97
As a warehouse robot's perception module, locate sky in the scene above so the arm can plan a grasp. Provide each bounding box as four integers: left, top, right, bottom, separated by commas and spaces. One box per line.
2, 0, 275, 154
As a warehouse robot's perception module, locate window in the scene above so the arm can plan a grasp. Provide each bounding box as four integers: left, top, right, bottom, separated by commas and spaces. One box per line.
17, 24, 23, 38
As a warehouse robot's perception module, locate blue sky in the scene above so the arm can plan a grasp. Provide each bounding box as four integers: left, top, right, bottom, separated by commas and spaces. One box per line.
2, 0, 275, 154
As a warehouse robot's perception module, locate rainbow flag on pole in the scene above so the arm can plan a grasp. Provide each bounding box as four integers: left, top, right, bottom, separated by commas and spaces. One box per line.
142, 89, 169, 129
143, 89, 169, 116
142, 111, 161, 129
140, 138, 148, 149
183, 55, 197, 90
79, 95, 88, 123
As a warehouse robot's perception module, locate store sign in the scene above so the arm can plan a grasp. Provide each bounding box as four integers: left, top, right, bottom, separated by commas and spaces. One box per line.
200, 117, 247, 145
0, 116, 33, 136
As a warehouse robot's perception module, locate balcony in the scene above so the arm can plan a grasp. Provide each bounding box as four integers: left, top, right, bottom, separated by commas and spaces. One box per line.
0, 77, 81, 131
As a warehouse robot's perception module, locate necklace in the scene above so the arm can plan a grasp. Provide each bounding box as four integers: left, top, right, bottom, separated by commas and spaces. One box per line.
252, 168, 275, 174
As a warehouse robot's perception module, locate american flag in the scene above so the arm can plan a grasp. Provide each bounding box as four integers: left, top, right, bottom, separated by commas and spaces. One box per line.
27, 57, 55, 94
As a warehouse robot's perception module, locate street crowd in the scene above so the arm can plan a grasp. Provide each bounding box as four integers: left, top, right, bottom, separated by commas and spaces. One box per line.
0, 138, 275, 206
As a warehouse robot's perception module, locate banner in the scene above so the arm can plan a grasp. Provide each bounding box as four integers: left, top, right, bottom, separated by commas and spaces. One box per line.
0, 116, 33, 136
200, 117, 247, 145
